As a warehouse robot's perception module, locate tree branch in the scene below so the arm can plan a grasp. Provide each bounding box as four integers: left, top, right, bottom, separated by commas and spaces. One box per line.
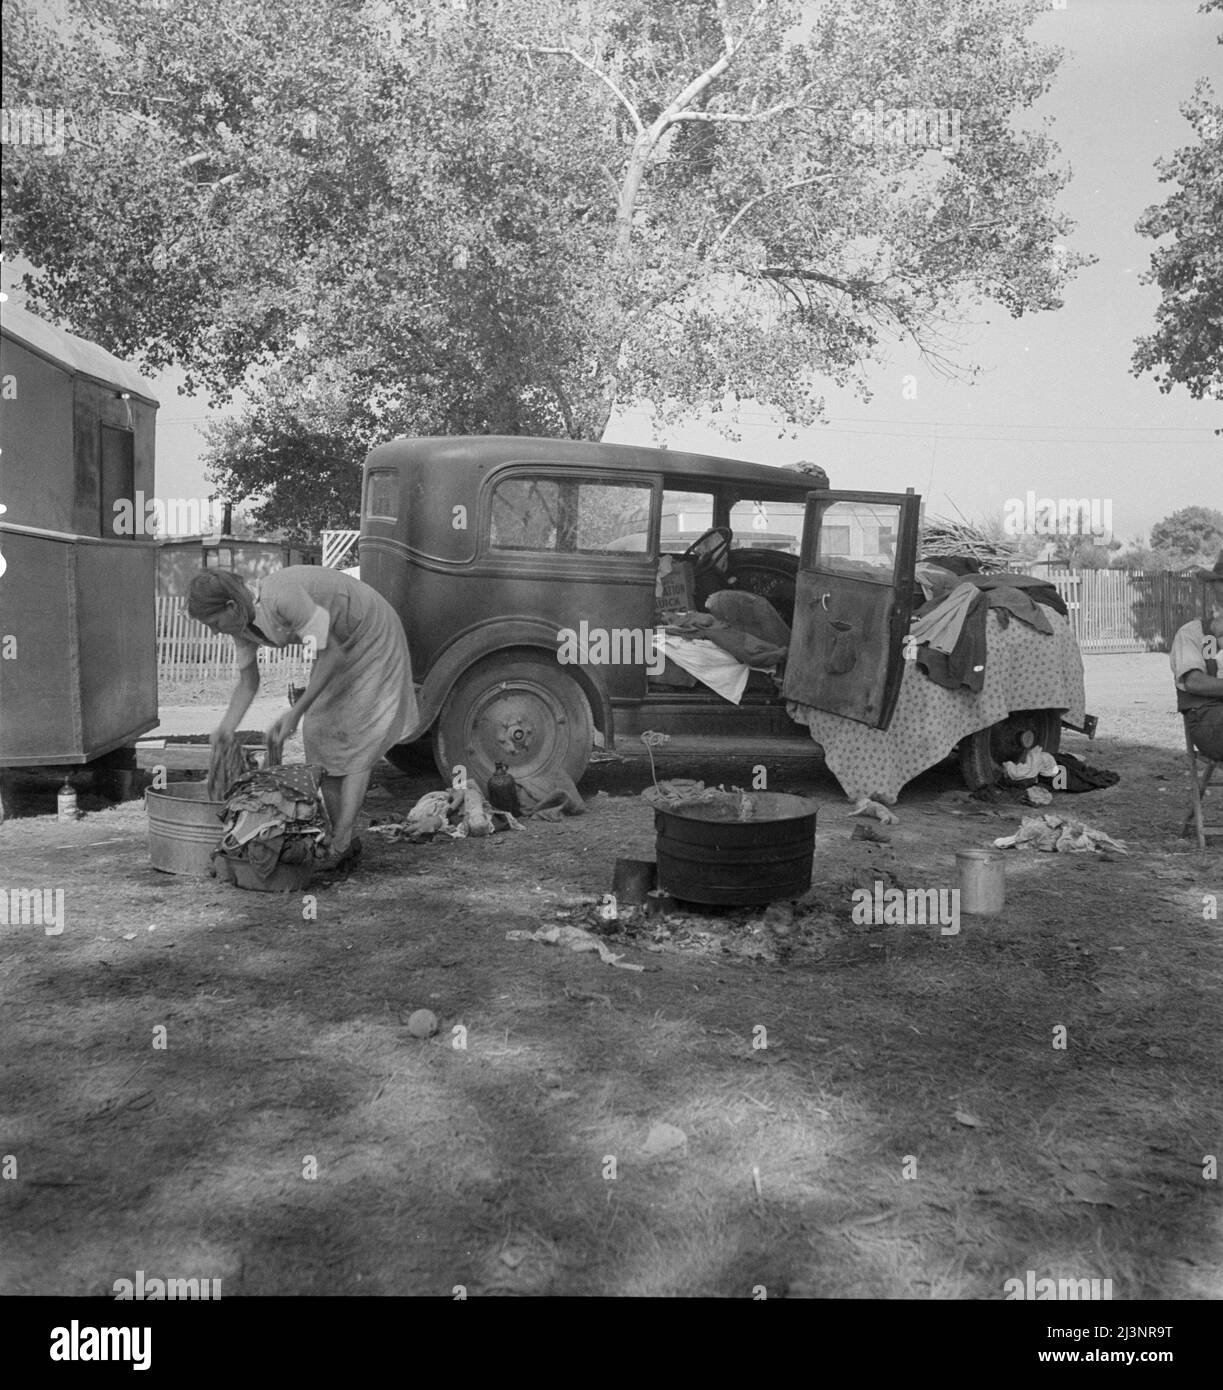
752, 265, 861, 294
669, 95, 812, 124
705, 176, 831, 260
529, 46, 644, 135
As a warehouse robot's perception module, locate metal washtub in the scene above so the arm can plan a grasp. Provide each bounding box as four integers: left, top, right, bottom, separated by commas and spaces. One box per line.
145, 782, 225, 875
654, 792, 818, 907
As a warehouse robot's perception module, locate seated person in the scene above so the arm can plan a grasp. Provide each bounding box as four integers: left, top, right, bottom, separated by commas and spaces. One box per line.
1170, 554, 1223, 760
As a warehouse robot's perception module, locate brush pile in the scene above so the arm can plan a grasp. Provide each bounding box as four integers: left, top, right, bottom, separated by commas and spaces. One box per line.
919, 516, 1021, 573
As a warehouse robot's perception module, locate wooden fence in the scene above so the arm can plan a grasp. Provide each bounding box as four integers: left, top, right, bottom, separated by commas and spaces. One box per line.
157, 567, 1203, 677
1030, 569, 1201, 654
156, 598, 308, 684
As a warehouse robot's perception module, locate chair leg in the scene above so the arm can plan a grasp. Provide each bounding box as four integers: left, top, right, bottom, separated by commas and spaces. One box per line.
1182, 721, 1220, 850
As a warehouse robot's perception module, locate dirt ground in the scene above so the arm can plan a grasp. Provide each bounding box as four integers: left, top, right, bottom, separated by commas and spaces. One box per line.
1, 654, 1219, 1298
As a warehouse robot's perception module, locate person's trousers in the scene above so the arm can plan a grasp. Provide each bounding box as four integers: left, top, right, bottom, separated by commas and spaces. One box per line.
1186, 704, 1223, 761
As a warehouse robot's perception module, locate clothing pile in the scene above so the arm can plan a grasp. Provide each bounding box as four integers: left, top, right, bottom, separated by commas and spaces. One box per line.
910, 573, 1068, 693
993, 813, 1128, 855
660, 592, 791, 703
387, 784, 522, 840
1007, 749, 1121, 793
212, 765, 329, 883
970, 748, 1122, 804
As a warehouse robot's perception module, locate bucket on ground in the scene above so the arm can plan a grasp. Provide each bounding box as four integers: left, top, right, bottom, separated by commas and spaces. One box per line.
612, 858, 657, 905
146, 781, 225, 875
956, 847, 1006, 915
655, 792, 818, 907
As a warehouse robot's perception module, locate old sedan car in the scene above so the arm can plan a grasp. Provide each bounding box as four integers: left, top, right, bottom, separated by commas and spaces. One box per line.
358, 435, 1081, 795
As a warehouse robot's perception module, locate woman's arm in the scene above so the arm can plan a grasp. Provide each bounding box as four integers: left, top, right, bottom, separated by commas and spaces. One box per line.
289, 643, 344, 718
265, 626, 343, 755
215, 643, 261, 742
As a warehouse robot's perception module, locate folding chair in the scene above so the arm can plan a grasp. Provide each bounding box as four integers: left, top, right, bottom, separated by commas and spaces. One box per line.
1181, 713, 1223, 850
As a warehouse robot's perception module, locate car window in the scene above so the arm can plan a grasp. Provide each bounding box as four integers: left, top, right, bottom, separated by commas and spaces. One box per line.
490, 477, 652, 554
728, 498, 804, 554
812, 499, 900, 577
659, 490, 716, 553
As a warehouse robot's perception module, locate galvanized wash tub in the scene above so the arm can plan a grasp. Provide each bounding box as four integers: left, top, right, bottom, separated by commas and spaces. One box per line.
655, 792, 818, 907
146, 782, 225, 875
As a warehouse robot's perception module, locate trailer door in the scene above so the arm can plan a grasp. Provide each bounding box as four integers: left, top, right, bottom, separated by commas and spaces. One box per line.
781, 489, 921, 730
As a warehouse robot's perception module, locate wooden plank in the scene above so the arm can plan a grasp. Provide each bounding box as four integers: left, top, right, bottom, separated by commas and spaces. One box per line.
136, 743, 265, 770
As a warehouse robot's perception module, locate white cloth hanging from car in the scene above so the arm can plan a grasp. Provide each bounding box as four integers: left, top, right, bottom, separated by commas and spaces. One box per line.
661, 635, 751, 704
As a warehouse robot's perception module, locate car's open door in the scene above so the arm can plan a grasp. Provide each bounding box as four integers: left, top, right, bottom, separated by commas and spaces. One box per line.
781, 488, 921, 730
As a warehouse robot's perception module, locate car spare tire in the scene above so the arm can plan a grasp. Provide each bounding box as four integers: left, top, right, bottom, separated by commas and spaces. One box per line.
432, 651, 594, 790
959, 708, 1063, 791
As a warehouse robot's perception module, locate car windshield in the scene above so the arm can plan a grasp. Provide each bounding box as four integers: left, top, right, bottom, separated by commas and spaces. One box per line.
727, 498, 804, 554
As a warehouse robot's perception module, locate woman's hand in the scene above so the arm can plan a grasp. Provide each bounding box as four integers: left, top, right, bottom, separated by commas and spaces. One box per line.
265, 708, 300, 766
210, 725, 236, 751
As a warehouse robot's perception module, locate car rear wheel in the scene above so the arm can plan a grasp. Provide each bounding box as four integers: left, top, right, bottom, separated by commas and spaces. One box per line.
433, 652, 594, 790
959, 708, 1063, 790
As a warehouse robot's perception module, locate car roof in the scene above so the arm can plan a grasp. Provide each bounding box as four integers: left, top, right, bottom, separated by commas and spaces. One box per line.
365, 435, 826, 495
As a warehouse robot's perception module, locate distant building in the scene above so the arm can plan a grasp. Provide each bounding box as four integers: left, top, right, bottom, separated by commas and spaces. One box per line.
157, 534, 321, 599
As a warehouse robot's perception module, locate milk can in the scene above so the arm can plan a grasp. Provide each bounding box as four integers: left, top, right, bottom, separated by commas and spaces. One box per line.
956, 848, 1006, 915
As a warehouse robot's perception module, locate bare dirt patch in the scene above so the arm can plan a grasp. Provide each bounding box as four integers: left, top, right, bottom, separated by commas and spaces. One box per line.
1, 656, 1219, 1297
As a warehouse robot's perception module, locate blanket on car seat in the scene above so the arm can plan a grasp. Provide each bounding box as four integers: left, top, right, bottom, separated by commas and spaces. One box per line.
785, 609, 1085, 803
661, 597, 790, 703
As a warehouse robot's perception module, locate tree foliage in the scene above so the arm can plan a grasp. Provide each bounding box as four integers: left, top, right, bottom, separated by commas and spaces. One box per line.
1132, 0, 1223, 404
1147, 505, 1223, 568
4, 0, 1090, 533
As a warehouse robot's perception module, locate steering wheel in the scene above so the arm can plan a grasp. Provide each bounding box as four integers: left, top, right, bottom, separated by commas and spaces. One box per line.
681, 526, 732, 578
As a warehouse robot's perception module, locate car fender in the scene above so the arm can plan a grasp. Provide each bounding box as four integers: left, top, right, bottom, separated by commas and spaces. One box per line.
406, 618, 616, 748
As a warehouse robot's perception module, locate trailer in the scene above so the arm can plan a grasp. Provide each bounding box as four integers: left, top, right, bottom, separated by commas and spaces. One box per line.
0, 305, 159, 773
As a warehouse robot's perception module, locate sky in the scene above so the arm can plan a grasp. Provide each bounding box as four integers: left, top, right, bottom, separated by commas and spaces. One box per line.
607, 0, 1222, 545
3, 0, 1220, 543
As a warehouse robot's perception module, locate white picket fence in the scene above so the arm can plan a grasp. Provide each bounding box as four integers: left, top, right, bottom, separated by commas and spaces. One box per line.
156, 598, 309, 684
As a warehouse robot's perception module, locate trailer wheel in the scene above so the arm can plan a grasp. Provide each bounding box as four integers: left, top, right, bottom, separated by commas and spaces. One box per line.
433, 653, 593, 790
959, 709, 1063, 790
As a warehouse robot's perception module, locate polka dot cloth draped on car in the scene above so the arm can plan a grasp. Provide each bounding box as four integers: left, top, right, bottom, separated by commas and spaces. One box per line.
786, 610, 1086, 804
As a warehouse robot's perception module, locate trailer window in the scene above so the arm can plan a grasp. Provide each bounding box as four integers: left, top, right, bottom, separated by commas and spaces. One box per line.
490, 478, 651, 555
100, 426, 135, 539
366, 469, 399, 521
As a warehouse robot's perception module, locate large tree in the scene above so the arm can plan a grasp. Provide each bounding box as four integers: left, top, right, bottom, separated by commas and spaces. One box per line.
1148, 505, 1223, 568
4, 0, 1089, 536
1132, 0, 1223, 405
